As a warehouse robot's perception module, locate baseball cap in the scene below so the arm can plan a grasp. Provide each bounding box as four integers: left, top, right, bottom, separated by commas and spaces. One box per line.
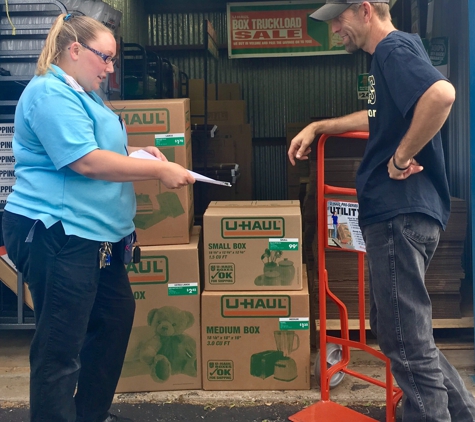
310, 0, 390, 22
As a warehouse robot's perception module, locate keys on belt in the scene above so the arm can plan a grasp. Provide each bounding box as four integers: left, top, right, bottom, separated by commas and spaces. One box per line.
99, 241, 112, 269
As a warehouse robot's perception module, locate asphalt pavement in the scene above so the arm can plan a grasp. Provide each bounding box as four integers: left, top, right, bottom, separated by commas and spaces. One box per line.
0, 402, 399, 422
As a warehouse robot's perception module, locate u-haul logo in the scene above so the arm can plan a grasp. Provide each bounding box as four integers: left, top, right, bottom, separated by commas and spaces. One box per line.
221, 218, 284, 238
221, 295, 291, 318
126, 255, 168, 285
120, 108, 170, 135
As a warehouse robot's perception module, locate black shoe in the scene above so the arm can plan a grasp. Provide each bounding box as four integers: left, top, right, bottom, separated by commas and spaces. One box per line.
103, 414, 133, 422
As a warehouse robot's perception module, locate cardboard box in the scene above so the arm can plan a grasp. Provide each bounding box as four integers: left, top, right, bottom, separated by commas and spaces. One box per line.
192, 125, 253, 202
191, 101, 247, 125
0, 252, 33, 309
116, 226, 202, 393
108, 99, 194, 246
188, 79, 242, 101
203, 201, 302, 291
201, 274, 310, 390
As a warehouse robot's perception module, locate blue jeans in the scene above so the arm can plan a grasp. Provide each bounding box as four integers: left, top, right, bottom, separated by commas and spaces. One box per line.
362, 213, 475, 422
2, 211, 135, 422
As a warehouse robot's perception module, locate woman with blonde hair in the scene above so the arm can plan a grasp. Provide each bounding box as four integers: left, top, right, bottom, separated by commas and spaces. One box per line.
2, 13, 194, 422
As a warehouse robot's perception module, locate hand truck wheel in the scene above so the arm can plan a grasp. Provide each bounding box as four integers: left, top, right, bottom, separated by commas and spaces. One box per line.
315, 343, 345, 389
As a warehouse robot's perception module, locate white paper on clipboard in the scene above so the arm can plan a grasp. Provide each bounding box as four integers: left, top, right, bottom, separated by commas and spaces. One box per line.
129, 149, 232, 187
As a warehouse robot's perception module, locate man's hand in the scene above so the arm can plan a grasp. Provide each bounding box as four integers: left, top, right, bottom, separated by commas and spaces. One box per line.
387, 156, 423, 180
288, 125, 317, 166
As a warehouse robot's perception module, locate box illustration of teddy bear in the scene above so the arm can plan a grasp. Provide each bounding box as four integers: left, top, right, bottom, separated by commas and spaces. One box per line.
122, 305, 197, 382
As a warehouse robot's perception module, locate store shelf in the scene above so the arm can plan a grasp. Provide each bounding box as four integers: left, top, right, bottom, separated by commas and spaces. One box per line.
316, 317, 474, 331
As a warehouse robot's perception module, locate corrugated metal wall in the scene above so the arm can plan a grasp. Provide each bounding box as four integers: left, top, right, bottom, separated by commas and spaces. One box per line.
432, 0, 471, 277
103, 0, 147, 44
147, 12, 368, 139
432, 0, 469, 201
145, 10, 367, 199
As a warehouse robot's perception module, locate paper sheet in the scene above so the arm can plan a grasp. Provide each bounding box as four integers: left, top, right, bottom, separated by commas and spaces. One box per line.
129, 149, 232, 187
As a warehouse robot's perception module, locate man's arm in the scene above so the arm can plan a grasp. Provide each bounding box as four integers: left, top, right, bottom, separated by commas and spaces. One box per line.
389, 80, 456, 179
288, 110, 369, 165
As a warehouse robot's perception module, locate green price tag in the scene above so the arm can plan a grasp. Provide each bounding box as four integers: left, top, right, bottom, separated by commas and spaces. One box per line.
279, 317, 309, 331
269, 238, 299, 251
168, 283, 198, 296
155, 133, 185, 147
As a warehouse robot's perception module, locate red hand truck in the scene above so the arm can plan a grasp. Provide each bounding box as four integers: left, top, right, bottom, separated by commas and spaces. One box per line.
289, 132, 403, 422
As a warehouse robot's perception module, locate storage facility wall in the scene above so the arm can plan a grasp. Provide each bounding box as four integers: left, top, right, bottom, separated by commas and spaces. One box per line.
103, 0, 148, 45
146, 12, 368, 139
432, 0, 471, 278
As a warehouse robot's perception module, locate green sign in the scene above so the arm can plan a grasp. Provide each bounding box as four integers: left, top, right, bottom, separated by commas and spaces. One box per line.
357, 73, 369, 100
168, 283, 198, 296
269, 238, 299, 251
155, 133, 185, 147
429, 38, 448, 66
279, 317, 309, 330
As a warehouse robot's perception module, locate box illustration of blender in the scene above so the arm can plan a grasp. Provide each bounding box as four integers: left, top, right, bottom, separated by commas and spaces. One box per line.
201, 276, 310, 390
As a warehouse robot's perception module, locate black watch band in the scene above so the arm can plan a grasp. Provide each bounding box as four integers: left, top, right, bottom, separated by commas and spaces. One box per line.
392, 155, 411, 171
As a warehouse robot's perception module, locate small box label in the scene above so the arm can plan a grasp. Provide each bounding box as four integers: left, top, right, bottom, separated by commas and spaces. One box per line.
269, 238, 299, 251
279, 317, 309, 330
207, 360, 234, 381
209, 263, 235, 284
168, 283, 198, 296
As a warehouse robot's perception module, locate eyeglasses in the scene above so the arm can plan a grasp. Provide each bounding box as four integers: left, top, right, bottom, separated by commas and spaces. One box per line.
79, 42, 117, 64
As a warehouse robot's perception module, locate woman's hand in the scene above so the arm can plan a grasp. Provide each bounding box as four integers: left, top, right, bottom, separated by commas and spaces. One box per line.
141, 146, 168, 162
160, 162, 195, 189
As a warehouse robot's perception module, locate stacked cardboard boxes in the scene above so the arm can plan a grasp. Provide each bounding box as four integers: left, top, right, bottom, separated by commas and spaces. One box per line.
188, 79, 253, 203
201, 201, 311, 390
108, 99, 194, 246
116, 226, 203, 393
107, 99, 203, 392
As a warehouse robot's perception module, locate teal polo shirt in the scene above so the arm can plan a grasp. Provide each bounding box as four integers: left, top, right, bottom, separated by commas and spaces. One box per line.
6, 65, 136, 242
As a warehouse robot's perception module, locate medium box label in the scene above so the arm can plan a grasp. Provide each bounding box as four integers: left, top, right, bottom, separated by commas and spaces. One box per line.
168, 282, 198, 296
279, 317, 309, 330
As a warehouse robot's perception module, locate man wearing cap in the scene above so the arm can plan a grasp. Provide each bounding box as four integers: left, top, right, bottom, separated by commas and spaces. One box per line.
288, 1, 475, 421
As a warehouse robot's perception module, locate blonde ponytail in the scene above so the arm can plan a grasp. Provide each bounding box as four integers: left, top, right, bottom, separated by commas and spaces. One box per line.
36, 14, 113, 76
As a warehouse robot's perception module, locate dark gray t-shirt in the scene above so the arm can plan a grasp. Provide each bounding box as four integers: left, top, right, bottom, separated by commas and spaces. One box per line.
356, 31, 451, 229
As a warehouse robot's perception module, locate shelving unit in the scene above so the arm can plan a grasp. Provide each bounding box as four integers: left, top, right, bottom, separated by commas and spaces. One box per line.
120, 40, 189, 100
0, 0, 66, 330
189, 19, 220, 222
0, 0, 67, 122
